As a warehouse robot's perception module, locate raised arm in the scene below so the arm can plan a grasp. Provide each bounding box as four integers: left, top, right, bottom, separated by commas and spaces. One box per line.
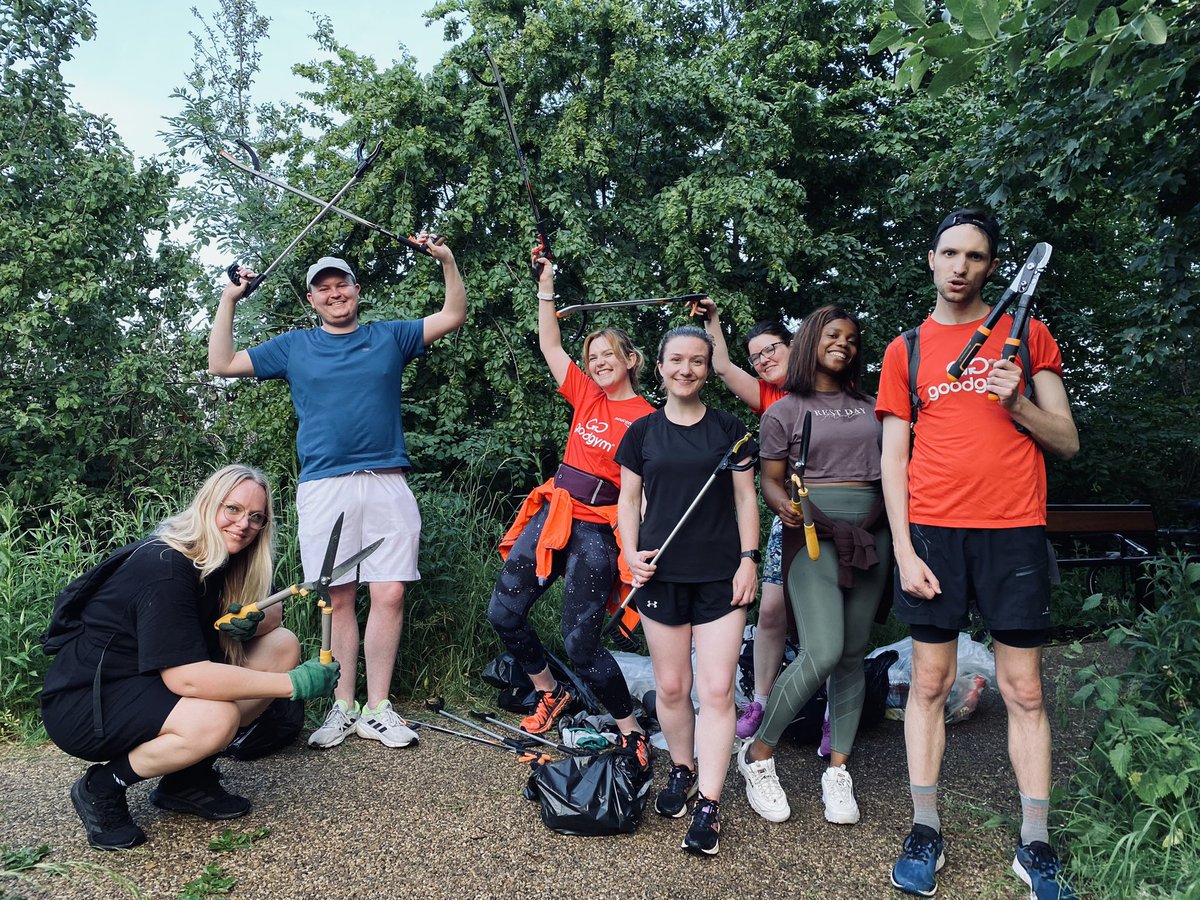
880, 414, 940, 600
696, 296, 762, 408
208, 267, 258, 377
422, 236, 468, 345
534, 255, 572, 387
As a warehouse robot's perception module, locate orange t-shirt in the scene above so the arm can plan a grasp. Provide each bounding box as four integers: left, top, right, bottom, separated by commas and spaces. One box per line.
558, 362, 655, 523
753, 379, 788, 416
875, 314, 1064, 528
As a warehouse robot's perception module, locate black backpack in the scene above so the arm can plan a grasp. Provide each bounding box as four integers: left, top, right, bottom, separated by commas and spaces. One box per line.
41, 538, 152, 655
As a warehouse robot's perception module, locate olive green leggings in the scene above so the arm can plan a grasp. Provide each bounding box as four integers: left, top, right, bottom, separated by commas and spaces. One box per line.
756, 485, 891, 757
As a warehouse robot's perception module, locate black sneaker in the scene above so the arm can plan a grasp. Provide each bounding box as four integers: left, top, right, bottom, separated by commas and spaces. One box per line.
149, 763, 250, 820
70, 765, 147, 850
682, 795, 721, 856
654, 762, 698, 818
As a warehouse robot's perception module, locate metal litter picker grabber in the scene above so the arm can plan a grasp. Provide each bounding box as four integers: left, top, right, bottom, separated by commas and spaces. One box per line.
601, 432, 758, 637
214, 512, 382, 662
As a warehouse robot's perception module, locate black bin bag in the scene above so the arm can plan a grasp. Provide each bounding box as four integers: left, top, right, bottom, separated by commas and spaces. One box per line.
221, 698, 304, 761
524, 750, 651, 836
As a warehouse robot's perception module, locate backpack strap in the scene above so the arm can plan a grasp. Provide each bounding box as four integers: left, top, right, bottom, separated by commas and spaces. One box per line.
904, 322, 1036, 432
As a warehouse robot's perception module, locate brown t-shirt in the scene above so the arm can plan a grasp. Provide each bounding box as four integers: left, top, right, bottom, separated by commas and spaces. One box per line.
759, 390, 881, 481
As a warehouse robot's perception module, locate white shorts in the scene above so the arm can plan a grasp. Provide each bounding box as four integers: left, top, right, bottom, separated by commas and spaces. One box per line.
296, 471, 422, 585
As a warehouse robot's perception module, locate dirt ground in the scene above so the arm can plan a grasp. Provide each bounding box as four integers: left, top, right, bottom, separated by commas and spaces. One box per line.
0, 642, 1118, 899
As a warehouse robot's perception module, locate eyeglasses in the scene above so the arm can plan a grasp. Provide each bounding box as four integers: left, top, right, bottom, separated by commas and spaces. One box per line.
221, 503, 268, 530
749, 341, 786, 366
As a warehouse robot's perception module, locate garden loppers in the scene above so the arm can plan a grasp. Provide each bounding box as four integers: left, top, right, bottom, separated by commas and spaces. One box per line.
788, 410, 820, 561
225, 138, 383, 299
220, 140, 439, 257
602, 432, 758, 636
214, 511, 382, 663
944, 241, 1053, 383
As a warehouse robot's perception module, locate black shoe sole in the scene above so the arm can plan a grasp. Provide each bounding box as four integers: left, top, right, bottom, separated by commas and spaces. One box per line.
149, 789, 250, 821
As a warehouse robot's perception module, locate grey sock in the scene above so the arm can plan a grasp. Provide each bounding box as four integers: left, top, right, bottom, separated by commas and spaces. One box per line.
1020, 793, 1050, 846
911, 782, 940, 833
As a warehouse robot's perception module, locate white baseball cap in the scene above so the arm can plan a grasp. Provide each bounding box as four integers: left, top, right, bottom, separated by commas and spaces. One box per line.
306, 256, 355, 287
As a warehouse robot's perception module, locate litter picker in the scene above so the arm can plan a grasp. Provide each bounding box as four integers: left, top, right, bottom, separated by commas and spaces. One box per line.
481, 44, 552, 278
225, 138, 384, 299
601, 432, 758, 636
213, 512, 382, 664
219, 140, 438, 257
468, 709, 592, 758
402, 715, 551, 764
555, 294, 707, 320
945, 242, 1053, 387
788, 410, 820, 561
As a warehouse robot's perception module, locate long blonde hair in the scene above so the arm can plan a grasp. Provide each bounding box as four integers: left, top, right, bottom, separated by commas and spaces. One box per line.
156, 464, 275, 665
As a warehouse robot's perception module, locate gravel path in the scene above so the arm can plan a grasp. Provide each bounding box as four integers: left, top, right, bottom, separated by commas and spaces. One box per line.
0, 642, 1117, 899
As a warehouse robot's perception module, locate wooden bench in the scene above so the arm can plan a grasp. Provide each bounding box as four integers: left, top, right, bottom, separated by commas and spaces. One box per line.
1045, 503, 1158, 612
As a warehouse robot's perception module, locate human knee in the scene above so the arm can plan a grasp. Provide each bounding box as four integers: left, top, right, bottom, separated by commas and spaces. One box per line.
756, 596, 788, 632
486, 595, 518, 634
246, 627, 300, 671
655, 672, 693, 707
909, 661, 955, 706
695, 670, 735, 709
998, 670, 1044, 714
174, 702, 241, 755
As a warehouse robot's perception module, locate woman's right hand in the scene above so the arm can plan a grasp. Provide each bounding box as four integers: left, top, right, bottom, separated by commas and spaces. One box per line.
288, 657, 341, 700
535, 254, 554, 297
777, 498, 804, 530
626, 549, 658, 587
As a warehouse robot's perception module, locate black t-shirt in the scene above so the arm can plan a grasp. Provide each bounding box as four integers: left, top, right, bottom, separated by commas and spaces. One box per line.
615, 406, 754, 582
43, 540, 224, 697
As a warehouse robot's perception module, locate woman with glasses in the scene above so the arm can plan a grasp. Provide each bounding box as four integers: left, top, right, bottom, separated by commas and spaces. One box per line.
42, 464, 340, 850
697, 298, 793, 739
486, 256, 654, 768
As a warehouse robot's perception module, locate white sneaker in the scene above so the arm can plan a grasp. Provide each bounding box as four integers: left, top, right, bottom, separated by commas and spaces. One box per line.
736, 741, 791, 823
821, 764, 860, 824
355, 700, 419, 748
308, 700, 359, 748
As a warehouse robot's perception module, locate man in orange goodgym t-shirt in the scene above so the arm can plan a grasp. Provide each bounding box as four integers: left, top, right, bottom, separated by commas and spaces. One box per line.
875, 210, 1080, 899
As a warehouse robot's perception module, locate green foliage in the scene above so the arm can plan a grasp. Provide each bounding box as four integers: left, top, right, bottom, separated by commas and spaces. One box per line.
0, 0, 217, 507
207, 826, 270, 853
1061, 556, 1200, 897
0, 842, 145, 898
178, 864, 236, 899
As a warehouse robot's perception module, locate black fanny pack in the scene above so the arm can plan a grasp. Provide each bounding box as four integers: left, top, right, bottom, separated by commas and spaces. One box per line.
554, 463, 620, 507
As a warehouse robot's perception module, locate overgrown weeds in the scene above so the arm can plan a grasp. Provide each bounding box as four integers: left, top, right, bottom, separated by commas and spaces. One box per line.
1060, 554, 1200, 898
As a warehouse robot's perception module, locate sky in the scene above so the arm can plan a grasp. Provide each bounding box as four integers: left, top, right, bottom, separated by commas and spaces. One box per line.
62, 1, 460, 160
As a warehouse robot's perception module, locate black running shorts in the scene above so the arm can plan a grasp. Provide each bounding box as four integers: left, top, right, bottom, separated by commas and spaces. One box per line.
894, 524, 1053, 633
634, 579, 738, 627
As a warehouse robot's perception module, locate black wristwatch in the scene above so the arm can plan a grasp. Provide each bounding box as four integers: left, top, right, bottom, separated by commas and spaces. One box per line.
740, 549, 761, 564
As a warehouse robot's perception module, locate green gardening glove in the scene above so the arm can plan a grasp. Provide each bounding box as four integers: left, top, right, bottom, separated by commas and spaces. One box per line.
288, 658, 341, 700
218, 602, 265, 642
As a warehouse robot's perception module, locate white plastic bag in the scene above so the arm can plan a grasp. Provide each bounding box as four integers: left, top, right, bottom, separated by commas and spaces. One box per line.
868, 633, 995, 724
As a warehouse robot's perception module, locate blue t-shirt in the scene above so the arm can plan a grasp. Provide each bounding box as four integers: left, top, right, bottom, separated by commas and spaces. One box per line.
248, 320, 426, 482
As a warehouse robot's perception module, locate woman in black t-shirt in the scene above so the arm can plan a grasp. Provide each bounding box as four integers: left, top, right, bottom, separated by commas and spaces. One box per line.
615, 326, 759, 856
42, 464, 340, 851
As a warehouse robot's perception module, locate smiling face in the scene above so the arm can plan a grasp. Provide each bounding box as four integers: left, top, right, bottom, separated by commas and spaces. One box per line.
814, 318, 859, 385
586, 334, 635, 393
657, 334, 711, 401
928, 224, 1000, 312
307, 270, 362, 332
216, 479, 268, 556
747, 333, 791, 386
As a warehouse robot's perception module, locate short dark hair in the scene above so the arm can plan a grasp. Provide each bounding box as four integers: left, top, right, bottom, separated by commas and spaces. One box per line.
656, 325, 713, 367
742, 320, 792, 356
932, 208, 1001, 259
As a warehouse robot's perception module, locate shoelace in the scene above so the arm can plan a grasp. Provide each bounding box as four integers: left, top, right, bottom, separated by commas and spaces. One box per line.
666, 765, 694, 794
91, 789, 134, 826
1024, 844, 1063, 877
692, 800, 719, 830
826, 770, 853, 802
746, 757, 785, 800
904, 831, 939, 862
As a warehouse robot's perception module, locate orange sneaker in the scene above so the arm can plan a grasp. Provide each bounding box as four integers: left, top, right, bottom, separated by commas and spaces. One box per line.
617, 730, 653, 774
520, 684, 571, 734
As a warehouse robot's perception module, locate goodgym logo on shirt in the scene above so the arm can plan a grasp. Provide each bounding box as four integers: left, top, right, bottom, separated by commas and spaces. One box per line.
925, 355, 995, 405
575, 418, 615, 451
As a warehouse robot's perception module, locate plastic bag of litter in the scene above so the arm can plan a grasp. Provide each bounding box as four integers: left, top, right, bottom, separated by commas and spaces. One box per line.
869, 633, 995, 724
524, 749, 652, 836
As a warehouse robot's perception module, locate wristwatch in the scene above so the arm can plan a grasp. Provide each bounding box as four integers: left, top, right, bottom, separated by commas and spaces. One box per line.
740, 549, 761, 564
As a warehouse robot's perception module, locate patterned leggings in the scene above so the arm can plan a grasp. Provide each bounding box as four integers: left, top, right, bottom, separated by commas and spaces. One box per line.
486, 506, 634, 720
757, 485, 890, 756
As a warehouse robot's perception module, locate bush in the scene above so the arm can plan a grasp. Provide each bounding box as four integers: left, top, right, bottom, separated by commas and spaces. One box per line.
1060, 555, 1200, 898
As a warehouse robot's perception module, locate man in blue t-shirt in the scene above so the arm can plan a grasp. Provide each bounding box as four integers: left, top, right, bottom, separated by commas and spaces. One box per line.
208, 240, 466, 749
